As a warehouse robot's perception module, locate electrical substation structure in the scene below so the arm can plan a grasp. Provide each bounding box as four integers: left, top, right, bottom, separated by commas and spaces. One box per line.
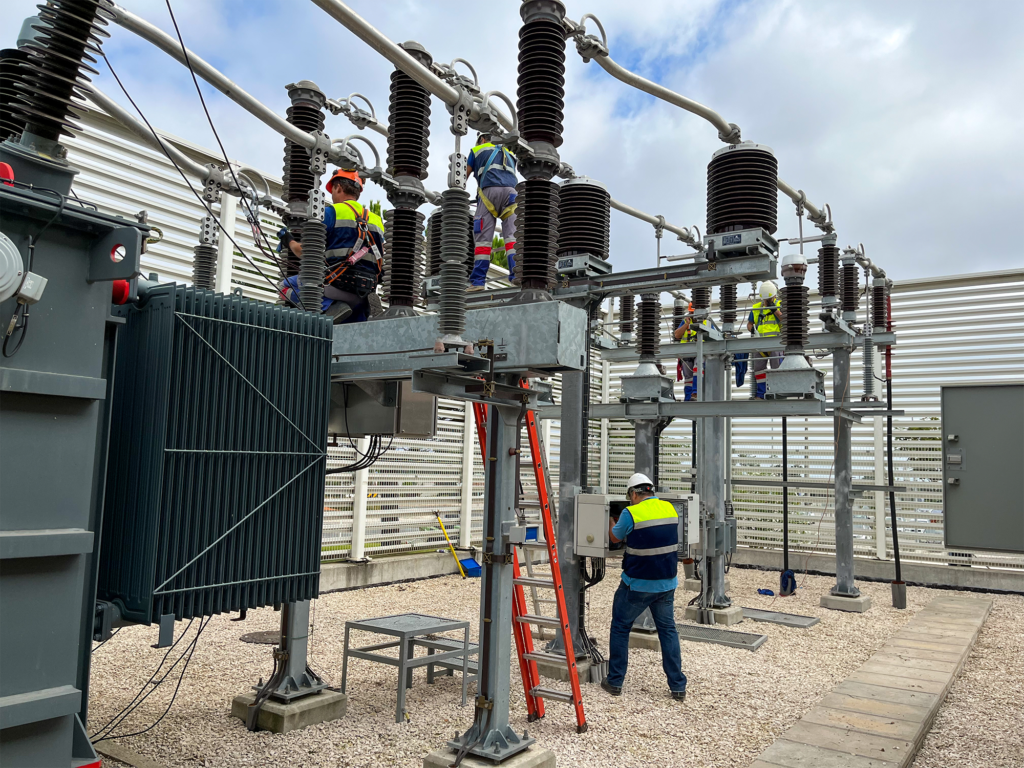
7, 1, 1016, 767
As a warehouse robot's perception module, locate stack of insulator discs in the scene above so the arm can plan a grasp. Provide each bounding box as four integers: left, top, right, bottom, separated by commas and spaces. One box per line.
673, 298, 686, 328
517, 4, 566, 147
872, 283, 888, 329
438, 187, 470, 336
706, 142, 778, 235
818, 243, 840, 300
282, 102, 324, 209
11, 0, 110, 143
516, 179, 559, 290
386, 43, 431, 180
0, 48, 30, 140
620, 296, 634, 337
427, 209, 442, 277
637, 295, 661, 358
782, 284, 809, 350
384, 208, 424, 308
720, 284, 737, 325
842, 262, 859, 313
557, 177, 609, 259
191, 243, 217, 290
692, 285, 711, 311
299, 218, 327, 312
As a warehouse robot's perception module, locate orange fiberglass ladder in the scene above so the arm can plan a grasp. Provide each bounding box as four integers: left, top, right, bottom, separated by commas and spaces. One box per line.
472, 381, 587, 733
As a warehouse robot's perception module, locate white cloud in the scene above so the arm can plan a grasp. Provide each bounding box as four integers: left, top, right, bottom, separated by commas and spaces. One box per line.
3, 0, 1021, 280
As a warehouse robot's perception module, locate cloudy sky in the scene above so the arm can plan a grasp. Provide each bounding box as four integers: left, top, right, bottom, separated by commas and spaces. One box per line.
4, 0, 1022, 281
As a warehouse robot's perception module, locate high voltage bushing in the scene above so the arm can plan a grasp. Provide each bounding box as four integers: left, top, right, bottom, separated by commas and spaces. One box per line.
517, 0, 567, 149
299, 218, 327, 312
387, 42, 431, 180
9, 0, 110, 144
637, 293, 661, 359
465, 218, 475, 278
673, 295, 686, 329
781, 279, 809, 352
818, 240, 840, 303
872, 278, 888, 330
841, 255, 859, 316
282, 81, 325, 228
514, 178, 559, 294
706, 142, 779, 236
383, 208, 424, 310
620, 295, 634, 341
192, 243, 217, 290
720, 284, 737, 327
437, 187, 471, 338
427, 208, 443, 277
0, 48, 30, 140
556, 176, 610, 260
692, 285, 711, 311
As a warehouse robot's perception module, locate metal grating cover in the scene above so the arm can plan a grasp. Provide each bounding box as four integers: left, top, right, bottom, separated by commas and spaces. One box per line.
99, 285, 332, 623
742, 607, 820, 628
675, 623, 767, 650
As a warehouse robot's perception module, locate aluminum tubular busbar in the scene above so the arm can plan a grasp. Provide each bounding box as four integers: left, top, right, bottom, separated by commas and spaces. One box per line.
89, 87, 209, 180
109, 4, 319, 151
609, 197, 700, 248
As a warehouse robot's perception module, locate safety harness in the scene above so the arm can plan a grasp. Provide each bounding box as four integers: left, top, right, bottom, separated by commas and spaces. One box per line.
475, 146, 518, 220
323, 201, 384, 293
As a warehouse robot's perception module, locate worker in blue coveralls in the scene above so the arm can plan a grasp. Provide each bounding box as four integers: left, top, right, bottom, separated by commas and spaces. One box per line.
466, 133, 518, 290
602, 473, 687, 701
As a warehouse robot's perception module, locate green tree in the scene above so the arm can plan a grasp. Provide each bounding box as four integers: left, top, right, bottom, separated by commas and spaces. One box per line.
369, 200, 383, 217
490, 235, 507, 269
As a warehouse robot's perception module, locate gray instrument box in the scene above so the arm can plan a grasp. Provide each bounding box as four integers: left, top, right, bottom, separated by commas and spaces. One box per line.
941, 383, 1024, 554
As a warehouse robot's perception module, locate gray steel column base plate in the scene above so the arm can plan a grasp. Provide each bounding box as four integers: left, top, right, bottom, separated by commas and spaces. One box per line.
426, 745, 555, 768
674, 622, 767, 651
448, 723, 535, 763
742, 608, 820, 628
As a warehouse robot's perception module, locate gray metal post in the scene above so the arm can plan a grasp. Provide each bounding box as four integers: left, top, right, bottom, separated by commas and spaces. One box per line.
270, 600, 326, 699
555, 369, 586, 656
704, 355, 730, 607
634, 419, 657, 476
831, 347, 860, 597
450, 399, 534, 761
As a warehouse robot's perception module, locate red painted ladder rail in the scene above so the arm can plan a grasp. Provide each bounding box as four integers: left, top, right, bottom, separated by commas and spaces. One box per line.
472, 381, 587, 733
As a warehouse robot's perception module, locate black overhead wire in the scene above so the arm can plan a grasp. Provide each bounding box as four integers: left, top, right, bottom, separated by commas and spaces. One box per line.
101, 54, 283, 298
162, 0, 283, 268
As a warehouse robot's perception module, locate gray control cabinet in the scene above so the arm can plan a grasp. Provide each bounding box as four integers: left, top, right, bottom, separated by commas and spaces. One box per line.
941, 383, 1024, 554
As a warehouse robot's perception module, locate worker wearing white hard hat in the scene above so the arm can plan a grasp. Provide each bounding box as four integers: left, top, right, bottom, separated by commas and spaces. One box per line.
601, 473, 687, 701
747, 281, 783, 398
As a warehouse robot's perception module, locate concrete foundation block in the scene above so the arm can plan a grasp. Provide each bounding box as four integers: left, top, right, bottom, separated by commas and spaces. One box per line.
424, 746, 556, 768
682, 604, 745, 626
231, 689, 347, 734
820, 593, 873, 613
628, 630, 662, 650
533, 657, 590, 684
682, 577, 730, 592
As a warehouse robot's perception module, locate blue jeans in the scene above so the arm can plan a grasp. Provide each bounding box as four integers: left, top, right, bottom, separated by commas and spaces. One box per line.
607, 581, 686, 693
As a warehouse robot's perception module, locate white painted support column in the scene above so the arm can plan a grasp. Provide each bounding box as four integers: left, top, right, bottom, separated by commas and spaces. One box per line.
215, 193, 237, 294
350, 437, 371, 560
459, 401, 475, 547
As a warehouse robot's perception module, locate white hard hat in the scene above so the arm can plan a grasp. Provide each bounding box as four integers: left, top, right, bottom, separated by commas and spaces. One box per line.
759, 281, 778, 300
626, 473, 654, 492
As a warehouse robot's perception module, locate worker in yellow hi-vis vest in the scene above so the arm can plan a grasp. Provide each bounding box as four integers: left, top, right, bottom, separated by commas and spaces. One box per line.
747, 281, 783, 399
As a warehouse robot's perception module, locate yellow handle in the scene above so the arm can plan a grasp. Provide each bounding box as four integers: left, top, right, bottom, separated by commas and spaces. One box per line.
436, 513, 467, 579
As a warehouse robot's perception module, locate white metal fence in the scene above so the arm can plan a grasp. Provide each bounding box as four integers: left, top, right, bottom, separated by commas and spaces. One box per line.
65, 110, 1024, 571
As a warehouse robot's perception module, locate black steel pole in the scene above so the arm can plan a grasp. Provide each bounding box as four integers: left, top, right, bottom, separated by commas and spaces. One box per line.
887, 377, 902, 583
782, 416, 789, 572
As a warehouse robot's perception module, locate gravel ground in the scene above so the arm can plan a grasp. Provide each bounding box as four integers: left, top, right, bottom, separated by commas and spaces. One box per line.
911, 593, 1024, 768
89, 565, 1022, 768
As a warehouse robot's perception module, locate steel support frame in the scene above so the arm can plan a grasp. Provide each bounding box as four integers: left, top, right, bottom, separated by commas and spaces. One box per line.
270, 600, 327, 702
555, 370, 588, 657
830, 347, 861, 598
702, 355, 731, 608
449, 391, 534, 762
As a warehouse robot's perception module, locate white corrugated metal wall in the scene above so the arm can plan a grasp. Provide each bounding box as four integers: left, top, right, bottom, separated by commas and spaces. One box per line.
65, 110, 1023, 570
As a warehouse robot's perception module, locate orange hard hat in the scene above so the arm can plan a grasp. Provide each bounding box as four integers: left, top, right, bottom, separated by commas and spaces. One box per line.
325, 168, 363, 192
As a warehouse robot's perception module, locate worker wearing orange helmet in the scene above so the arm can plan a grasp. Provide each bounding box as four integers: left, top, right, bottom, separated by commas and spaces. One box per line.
281, 169, 385, 323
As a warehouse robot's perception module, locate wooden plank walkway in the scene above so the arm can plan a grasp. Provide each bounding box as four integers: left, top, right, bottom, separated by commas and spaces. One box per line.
750, 595, 993, 768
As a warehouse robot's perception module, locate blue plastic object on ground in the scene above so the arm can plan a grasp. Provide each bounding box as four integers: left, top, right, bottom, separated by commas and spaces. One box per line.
460, 558, 482, 577
757, 588, 775, 596
780, 569, 797, 596
734, 352, 748, 387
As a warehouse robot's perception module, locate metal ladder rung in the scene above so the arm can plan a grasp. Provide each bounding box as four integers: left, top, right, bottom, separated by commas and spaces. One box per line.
529, 686, 574, 703
522, 650, 567, 664
535, 598, 557, 604
515, 614, 561, 628
513, 577, 556, 589
520, 542, 550, 550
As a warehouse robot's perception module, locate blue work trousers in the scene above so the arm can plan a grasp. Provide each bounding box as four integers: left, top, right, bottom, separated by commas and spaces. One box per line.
606, 581, 687, 693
